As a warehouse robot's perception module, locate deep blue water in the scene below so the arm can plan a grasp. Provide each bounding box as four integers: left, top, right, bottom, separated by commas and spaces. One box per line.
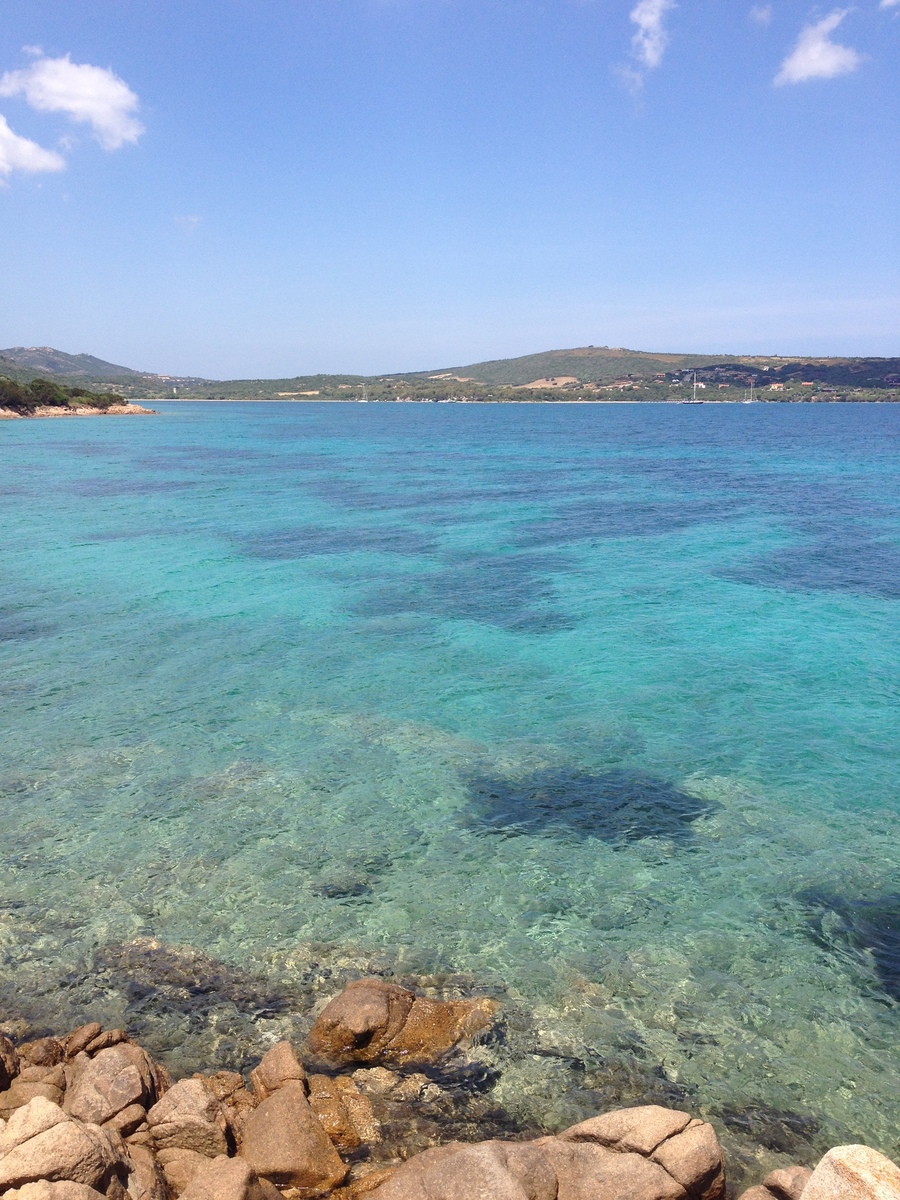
1, 401, 898, 1159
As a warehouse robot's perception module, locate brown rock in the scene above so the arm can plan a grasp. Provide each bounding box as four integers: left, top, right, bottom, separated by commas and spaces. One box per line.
801, 1146, 900, 1200
179, 1155, 275, 1200
156, 1148, 211, 1197
18, 1067, 67, 1087
0, 1033, 21, 1091
331, 1168, 397, 1199
543, 1140, 684, 1200
739, 1188, 778, 1200
307, 980, 414, 1066
238, 1080, 346, 1194
147, 1079, 230, 1158
4, 1182, 107, 1200
84, 1032, 129, 1058
306, 1076, 380, 1152
194, 1074, 256, 1147
762, 1167, 814, 1200
651, 1120, 725, 1200
63, 1028, 103, 1062
64, 1049, 146, 1126
0, 1082, 66, 1119
350, 1069, 400, 1097
562, 1106, 693, 1155
103, 1105, 147, 1138
387, 995, 497, 1067
0, 1099, 131, 1192
113, 1044, 171, 1108
307, 978, 497, 1068
18, 1041, 65, 1069
249, 1043, 306, 1102
369, 1140, 557, 1200
126, 1143, 169, 1200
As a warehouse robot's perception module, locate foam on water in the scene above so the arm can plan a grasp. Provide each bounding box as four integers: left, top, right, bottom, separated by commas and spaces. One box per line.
1, 401, 898, 1171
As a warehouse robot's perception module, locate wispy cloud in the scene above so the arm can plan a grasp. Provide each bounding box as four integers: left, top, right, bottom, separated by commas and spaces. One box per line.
749, 5, 773, 25
175, 215, 202, 234
621, 0, 676, 90
880, 0, 900, 9
0, 112, 65, 177
0, 55, 143, 150
631, 0, 676, 71
774, 10, 862, 84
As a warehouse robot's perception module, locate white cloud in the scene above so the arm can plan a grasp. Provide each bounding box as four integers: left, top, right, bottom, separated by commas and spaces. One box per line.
0, 55, 143, 150
750, 5, 773, 25
774, 10, 862, 84
175, 215, 202, 233
630, 0, 676, 72
0, 113, 65, 177
880, 0, 900, 9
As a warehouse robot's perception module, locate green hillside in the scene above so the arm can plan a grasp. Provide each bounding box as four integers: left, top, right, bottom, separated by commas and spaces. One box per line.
2, 344, 898, 403
0, 346, 142, 378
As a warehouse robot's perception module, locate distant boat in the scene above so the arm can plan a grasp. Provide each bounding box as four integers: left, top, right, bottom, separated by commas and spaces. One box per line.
743, 379, 758, 403
681, 371, 705, 402
357, 383, 370, 402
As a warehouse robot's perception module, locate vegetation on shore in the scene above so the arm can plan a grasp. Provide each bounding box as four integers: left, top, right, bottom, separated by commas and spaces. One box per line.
0, 375, 125, 413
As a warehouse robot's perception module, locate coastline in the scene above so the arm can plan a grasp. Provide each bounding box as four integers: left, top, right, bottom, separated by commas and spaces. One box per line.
0, 975, 896, 1200
0, 403, 157, 419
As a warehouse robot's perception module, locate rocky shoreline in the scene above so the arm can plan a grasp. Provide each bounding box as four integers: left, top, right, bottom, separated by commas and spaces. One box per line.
1, 976, 897, 1200
0, 404, 156, 419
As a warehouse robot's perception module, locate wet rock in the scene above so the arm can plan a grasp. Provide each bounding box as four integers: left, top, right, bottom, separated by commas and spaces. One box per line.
248, 1042, 306, 1101
179, 1155, 273, 1200
0, 1098, 132, 1192
237, 1079, 346, 1194
307, 1075, 380, 1152
308, 978, 497, 1069
19, 1041, 65, 1069
147, 1079, 230, 1157
801, 1146, 900, 1200
0, 1033, 21, 1091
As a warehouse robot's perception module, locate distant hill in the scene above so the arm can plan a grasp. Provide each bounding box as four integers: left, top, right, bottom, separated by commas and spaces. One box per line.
0, 346, 142, 378
424, 345, 900, 387
2, 344, 898, 401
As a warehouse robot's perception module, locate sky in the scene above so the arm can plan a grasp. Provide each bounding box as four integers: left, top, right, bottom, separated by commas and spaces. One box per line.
0, 0, 898, 378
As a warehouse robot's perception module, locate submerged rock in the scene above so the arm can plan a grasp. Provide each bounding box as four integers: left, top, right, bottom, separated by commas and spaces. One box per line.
367, 1103, 727, 1200
307, 978, 497, 1069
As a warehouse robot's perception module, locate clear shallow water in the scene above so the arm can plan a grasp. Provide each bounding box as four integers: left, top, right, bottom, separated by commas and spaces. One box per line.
1, 402, 899, 1166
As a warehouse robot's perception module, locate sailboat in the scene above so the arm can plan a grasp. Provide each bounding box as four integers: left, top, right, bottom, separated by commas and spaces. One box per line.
682, 371, 704, 402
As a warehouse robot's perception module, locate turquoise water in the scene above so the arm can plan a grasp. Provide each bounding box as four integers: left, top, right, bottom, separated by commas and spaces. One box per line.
1, 401, 898, 1166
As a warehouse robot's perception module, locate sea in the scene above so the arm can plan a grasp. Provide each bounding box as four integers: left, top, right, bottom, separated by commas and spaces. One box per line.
1, 400, 898, 1175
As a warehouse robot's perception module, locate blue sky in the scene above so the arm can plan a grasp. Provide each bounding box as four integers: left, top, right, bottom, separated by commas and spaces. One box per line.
0, 1, 897, 377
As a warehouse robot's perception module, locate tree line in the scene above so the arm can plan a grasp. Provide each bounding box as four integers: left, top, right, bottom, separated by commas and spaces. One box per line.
0, 376, 124, 412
